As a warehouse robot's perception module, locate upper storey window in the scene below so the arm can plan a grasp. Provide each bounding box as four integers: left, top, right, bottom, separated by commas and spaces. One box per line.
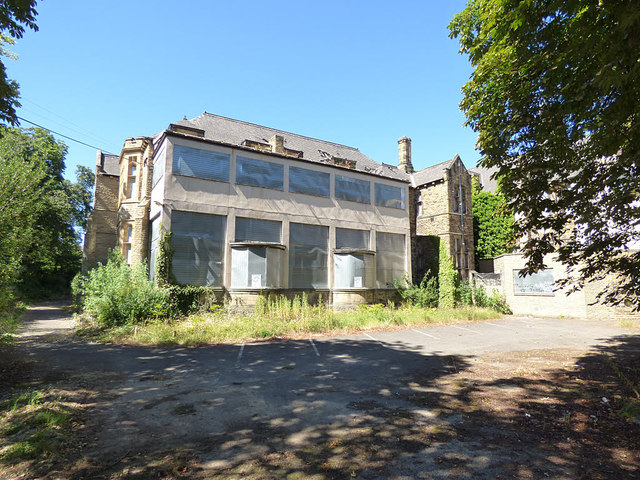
335, 175, 370, 204
236, 156, 284, 190
289, 166, 330, 197
126, 157, 137, 199
173, 145, 230, 182
374, 183, 405, 209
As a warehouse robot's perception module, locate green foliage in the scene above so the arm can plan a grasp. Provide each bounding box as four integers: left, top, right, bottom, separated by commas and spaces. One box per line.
456, 279, 473, 307
472, 179, 515, 263
449, 0, 640, 306
471, 283, 512, 314
155, 231, 174, 287
438, 241, 457, 309
394, 272, 438, 308
0, 0, 38, 125
0, 127, 93, 300
165, 285, 219, 316
73, 250, 172, 327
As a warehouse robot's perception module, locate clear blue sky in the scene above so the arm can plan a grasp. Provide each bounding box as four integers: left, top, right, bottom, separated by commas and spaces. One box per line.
8, 0, 479, 181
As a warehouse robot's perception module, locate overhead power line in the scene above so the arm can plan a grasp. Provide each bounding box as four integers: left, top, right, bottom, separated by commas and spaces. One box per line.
16, 116, 117, 155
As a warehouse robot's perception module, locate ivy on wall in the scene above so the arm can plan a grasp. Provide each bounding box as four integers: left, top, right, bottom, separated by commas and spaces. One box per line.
438, 240, 457, 309
472, 180, 515, 263
155, 231, 175, 287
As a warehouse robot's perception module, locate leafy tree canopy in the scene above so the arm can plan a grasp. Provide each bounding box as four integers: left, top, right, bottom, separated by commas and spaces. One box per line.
0, 127, 94, 298
450, 0, 640, 306
0, 0, 38, 125
472, 180, 515, 263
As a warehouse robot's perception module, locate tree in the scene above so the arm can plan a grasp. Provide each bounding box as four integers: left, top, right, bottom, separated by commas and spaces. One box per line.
472, 179, 515, 264
449, 0, 640, 306
0, 0, 38, 125
0, 127, 93, 297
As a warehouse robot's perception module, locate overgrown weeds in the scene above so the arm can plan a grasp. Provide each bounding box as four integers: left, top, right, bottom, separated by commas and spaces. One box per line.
84, 295, 501, 346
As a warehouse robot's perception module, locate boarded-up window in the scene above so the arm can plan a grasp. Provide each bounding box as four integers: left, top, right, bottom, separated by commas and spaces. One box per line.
374, 183, 405, 209
148, 217, 161, 282
122, 223, 133, 264
171, 211, 226, 287
231, 217, 283, 288
152, 151, 165, 188
334, 254, 374, 288
336, 228, 369, 250
289, 166, 330, 197
236, 156, 284, 190
335, 175, 370, 204
231, 247, 283, 288
376, 232, 405, 288
235, 217, 281, 243
289, 223, 328, 288
173, 145, 230, 182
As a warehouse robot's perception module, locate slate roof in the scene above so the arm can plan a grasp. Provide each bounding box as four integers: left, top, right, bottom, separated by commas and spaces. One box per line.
469, 166, 499, 192
171, 112, 409, 181
99, 152, 120, 176
411, 156, 459, 187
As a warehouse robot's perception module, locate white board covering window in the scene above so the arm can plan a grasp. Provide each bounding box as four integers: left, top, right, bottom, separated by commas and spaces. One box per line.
171, 211, 226, 287
173, 145, 230, 182
148, 217, 161, 282
231, 217, 283, 288
289, 223, 328, 288
334, 227, 373, 288
289, 166, 330, 197
231, 247, 283, 288
334, 254, 374, 289
376, 232, 405, 288
335, 175, 370, 204
374, 183, 405, 209
236, 156, 284, 190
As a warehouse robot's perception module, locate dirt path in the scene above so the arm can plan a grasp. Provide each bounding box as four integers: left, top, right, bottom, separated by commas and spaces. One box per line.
4, 303, 639, 480
17, 299, 76, 340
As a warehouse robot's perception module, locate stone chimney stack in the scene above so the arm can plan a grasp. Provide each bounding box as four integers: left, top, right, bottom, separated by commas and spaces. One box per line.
270, 134, 285, 154
398, 136, 413, 173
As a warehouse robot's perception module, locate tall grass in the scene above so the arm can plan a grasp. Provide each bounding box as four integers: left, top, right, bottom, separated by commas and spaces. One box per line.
98, 295, 501, 346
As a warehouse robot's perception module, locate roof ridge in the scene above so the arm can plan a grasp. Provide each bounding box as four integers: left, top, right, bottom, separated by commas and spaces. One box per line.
198, 112, 362, 152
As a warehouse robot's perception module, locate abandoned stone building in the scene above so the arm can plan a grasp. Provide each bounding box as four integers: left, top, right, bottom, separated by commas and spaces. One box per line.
83, 112, 474, 306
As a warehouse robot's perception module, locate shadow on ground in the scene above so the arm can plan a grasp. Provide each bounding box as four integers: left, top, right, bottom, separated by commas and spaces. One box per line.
2, 327, 639, 479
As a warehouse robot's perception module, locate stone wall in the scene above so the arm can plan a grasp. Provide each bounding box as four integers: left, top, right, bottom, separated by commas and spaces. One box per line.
413, 159, 474, 280
82, 174, 119, 271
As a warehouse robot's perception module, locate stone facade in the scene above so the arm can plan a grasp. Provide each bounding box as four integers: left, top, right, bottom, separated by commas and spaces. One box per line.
413, 156, 474, 281
82, 152, 120, 271
116, 137, 154, 266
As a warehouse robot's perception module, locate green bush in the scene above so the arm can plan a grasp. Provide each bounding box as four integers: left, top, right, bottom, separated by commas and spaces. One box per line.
72, 250, 172, 327
470, 283, 512, 314
394, 272, 438, 308
456, 279, 473, 306
487, 290, 512, 314
166, 285, 219, 316
472, 283, 489, 307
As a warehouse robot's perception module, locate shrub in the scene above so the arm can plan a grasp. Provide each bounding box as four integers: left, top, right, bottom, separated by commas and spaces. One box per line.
456, 279, 473, 306
472, 283, 489, 308
394, 273, 438, 308
487, 291, 512, 314
73, 250, 172, 327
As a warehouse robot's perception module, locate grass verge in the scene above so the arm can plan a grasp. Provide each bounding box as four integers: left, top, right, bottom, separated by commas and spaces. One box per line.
0, 301, 26, 344
0, 389, 80, 466
79, 298, 502, 346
